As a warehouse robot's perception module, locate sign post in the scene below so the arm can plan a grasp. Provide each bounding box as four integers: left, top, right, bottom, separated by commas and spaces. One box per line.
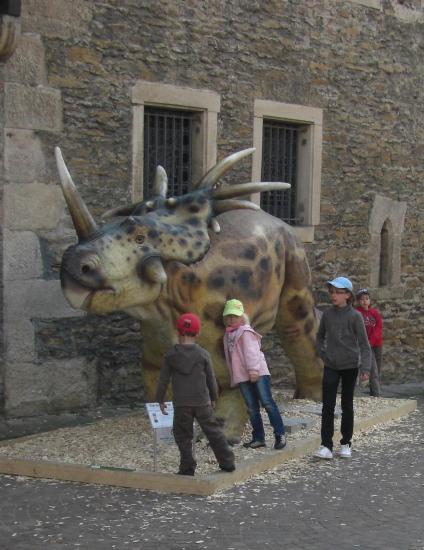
145, 402, 174, 471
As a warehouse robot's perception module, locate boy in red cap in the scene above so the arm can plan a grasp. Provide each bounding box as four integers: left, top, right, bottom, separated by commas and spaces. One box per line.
155, 313, 235, 476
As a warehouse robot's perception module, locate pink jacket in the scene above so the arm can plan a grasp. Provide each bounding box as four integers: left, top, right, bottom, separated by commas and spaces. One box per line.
223, 324, 270, 387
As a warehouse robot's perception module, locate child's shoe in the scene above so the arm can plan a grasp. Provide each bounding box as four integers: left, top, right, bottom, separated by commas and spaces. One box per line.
339, 444, 352, 458
314, 446, 333, 459
243, 440, 266, 449
274, 435, 286, 450
219, 464, 236, 472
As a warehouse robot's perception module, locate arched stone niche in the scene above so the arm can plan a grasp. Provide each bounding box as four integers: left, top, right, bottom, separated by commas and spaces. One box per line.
368, 194, 407, 299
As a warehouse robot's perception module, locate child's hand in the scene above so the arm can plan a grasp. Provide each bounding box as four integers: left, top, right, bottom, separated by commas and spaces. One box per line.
160, 402, 168, 415
249, 372, 259, 383
283, 323, 302, 338
360, 372, 369, 382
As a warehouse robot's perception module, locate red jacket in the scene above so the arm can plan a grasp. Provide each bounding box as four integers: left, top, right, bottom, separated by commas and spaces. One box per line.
356, 306, 383, 347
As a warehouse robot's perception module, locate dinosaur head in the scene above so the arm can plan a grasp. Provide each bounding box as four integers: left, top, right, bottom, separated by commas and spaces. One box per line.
56, 147, 290, 316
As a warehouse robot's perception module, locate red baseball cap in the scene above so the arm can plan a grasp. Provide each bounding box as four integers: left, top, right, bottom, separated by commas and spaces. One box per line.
176, 313, 201, 336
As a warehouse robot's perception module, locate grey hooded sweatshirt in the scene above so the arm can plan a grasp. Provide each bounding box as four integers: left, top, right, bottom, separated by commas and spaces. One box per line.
316, 304, 372, 373
155, 343, 219, 407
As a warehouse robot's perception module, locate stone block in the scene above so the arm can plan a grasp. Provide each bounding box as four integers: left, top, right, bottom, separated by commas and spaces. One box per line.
4, 318, 36, 363
3, 183, 65, 231
4, 34, 46, 86
297, 405, 341, 418
4, 130, 46, 183
21, 0, 92, 39
282, 417, 317, 434
5, 279, 83, 320
5, 83, 62, 131
3, 229, 44, 281
4, 358, 97, 418
4, 279, 83, 362
282, 418, 304, 434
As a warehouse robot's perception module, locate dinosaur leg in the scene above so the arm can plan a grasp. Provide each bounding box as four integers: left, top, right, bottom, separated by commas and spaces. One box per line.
276, 285, 323, 401
214, 388, 248, 444
142, 361, 167, 401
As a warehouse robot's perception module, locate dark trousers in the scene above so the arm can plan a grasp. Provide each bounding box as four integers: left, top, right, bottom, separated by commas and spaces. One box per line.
321, 366, 358, 451
369, 350, 381, 396
173, 405, 235, 474
373, 346, 383, 380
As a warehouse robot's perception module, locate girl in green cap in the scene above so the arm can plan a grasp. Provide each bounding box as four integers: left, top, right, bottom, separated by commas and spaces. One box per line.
222, 299, 286, 450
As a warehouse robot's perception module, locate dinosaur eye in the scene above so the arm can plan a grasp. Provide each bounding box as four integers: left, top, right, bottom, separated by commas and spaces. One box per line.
136, 234, 145, 244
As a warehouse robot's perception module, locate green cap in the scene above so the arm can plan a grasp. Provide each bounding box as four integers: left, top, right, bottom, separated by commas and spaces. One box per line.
223, 299, 244, 317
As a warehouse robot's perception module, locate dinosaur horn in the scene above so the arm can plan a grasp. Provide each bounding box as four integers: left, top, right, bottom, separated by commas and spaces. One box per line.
213, 199, 261, 214
102, 204, 140, 219
152, 165, 168, 197
212, 181, 291, 200
194, 148, 256, 190
141, 257, 167, 284
55, 147, 98, 240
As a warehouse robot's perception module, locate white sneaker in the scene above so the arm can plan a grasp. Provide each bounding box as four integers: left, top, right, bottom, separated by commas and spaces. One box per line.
314, 446, 333, 459
339, 444, 352, 458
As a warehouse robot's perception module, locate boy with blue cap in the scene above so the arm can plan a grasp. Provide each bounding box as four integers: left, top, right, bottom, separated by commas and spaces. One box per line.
314, 277, 371, 459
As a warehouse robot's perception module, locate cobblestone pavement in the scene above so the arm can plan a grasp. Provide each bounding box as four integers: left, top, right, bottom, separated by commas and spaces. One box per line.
0, 395, 423, 550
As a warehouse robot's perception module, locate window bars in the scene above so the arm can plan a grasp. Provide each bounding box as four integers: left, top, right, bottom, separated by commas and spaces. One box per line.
144, 107, 193, 198
261, 120, 301, 225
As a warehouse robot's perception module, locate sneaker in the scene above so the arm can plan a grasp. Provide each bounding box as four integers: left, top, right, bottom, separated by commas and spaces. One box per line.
274, 435, 287, 450
314, 446, 333, 459
243, 440, 266, 449
176, 470, 195, 476
339, 444, 352, 458
219, 464, 236, 472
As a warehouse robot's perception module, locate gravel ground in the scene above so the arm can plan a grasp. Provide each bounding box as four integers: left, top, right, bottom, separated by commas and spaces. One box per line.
0, 392, 408, 475
0, 392, 421, 550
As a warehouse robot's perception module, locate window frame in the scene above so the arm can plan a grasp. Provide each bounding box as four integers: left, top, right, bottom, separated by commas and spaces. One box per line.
131, 81, 220, 201
252, 99, 323, 243
348, 0, 381, 9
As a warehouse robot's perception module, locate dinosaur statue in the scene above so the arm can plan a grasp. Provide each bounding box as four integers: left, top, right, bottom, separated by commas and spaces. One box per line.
56, 146, 323, 441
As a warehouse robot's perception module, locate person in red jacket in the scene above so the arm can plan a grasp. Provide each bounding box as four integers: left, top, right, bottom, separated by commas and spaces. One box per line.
356, 288, 383, 397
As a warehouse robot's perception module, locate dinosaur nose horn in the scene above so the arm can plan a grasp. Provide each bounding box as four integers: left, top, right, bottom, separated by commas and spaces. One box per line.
55, 147, 98, 240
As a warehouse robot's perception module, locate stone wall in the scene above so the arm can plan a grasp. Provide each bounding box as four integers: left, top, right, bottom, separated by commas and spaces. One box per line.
0, 62, 5, 411
2, 0, 424, 417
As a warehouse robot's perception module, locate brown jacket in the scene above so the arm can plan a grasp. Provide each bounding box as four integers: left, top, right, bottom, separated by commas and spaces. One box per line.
155, 343, 219, 407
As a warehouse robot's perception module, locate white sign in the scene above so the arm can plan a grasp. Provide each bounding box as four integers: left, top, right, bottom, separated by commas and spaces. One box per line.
145, 402, 174, 444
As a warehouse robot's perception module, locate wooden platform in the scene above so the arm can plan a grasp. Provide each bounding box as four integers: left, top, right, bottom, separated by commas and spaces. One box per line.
0, 399, 416, 496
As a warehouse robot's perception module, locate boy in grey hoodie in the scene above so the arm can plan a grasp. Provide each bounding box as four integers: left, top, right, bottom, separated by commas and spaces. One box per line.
155, 313, 235, 476
314, 277, 371, 460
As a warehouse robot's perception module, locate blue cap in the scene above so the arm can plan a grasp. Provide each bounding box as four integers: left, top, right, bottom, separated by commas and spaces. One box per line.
327, 276, 353, 292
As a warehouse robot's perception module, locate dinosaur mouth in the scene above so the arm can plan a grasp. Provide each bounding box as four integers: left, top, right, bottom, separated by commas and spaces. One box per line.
61, 272, 114, 310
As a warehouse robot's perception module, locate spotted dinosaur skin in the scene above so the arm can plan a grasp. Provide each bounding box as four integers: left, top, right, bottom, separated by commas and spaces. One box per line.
56, 147, 323, 441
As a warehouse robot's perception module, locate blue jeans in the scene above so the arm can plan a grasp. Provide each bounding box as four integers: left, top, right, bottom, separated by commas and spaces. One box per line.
239, 375, 285, 442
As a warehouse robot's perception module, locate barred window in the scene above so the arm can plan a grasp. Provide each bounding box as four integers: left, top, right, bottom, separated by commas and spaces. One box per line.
260, 120, 300, 225
143, 107, 194, 198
